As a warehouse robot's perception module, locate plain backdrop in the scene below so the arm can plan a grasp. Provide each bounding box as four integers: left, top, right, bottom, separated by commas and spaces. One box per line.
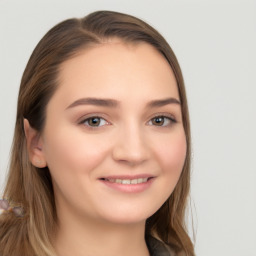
0, 0, 255, 255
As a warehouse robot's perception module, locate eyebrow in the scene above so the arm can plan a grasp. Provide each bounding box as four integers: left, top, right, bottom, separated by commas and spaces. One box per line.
147, 97, 180, 108
66, 97, 180, 109
66, 98, 119, 109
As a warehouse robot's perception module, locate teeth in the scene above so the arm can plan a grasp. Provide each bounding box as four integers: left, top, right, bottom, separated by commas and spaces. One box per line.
122, 179, 130, 184
138, 178, 143, 183
131, 179, 137, 184
106, 178, 148, 184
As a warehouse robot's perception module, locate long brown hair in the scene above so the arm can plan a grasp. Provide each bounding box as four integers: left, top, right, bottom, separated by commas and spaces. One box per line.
0, 10, 194, 256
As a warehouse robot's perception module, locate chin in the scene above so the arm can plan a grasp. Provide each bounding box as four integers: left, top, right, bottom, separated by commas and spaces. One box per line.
95, 205, 159, 225
103, 215, 147, 225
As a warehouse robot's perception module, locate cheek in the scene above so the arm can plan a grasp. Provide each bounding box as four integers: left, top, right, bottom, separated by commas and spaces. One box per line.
42, 127, 110, 179
155, 131, 187, 177
145, 130, 187, 215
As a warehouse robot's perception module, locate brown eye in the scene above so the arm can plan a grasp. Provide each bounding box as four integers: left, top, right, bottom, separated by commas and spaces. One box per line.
149, 116, 176, 127
88, 117, 101, 126
82, 117, 108, 127
152, 117, 165, 126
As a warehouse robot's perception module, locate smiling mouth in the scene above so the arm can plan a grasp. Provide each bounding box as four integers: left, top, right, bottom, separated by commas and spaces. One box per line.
100, 177, 153, 185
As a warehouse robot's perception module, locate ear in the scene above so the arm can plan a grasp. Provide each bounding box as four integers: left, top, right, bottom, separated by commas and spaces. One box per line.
24, 118, 47, 168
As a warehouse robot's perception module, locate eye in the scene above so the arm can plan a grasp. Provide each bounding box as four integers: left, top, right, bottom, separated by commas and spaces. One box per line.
148, 115, 176, 127
81, 116, 109, 127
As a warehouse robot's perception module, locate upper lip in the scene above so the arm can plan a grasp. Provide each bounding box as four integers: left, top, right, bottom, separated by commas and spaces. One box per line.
99, 174, 155, 180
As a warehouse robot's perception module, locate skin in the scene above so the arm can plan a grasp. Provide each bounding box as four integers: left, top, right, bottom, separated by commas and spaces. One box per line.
25, 40, 187, 256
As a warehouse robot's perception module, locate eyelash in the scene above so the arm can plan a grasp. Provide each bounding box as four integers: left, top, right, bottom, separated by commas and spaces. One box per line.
79, 114, 177, 129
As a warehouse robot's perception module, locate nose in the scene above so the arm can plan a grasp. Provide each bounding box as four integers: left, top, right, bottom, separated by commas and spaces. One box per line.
112, 124, 150, 166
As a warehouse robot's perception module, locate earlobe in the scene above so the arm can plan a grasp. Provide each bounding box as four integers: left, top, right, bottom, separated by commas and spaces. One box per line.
23, 118, 47, 168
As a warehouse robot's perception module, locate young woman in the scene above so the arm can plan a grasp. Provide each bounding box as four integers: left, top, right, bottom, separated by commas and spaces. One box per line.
0, 11, 195, 256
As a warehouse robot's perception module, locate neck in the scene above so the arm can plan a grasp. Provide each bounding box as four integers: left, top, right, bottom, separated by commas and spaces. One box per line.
54, 206, 150, 256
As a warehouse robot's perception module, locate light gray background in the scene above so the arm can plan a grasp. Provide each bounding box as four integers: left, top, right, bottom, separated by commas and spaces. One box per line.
0, 0, 255, 255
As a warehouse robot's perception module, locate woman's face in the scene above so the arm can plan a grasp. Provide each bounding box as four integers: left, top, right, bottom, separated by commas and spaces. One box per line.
38, 40, 186, 224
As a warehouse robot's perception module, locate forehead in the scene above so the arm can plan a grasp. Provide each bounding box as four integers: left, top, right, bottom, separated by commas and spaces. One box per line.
51, 40, 179, 107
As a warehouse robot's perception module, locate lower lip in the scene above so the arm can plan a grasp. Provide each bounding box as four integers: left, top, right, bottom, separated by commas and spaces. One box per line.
99, 178, 154, 193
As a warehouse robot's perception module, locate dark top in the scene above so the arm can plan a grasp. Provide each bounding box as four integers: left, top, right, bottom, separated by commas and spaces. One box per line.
146, 236, 173, 256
